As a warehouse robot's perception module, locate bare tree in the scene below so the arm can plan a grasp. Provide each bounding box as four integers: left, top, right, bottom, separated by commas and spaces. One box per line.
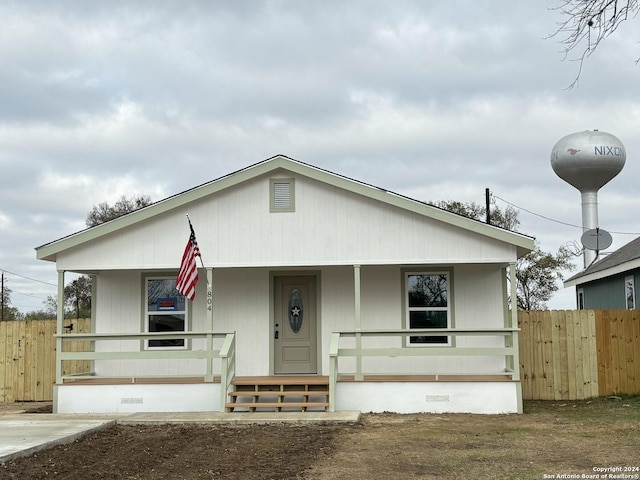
551, 0, 639, 87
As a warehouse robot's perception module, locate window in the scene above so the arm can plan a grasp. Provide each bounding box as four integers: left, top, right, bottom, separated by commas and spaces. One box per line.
625, 276, 635, 310
270, 178, 295, 212
406, 272, 450, 345
145, 277, 187, 348
577, 288, 585, 310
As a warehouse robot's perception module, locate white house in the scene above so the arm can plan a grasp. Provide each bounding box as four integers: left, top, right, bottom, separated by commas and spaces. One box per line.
36, 155, 534, 414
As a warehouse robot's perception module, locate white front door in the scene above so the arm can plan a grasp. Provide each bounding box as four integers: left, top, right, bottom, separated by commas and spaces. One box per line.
274, 276, 317, 374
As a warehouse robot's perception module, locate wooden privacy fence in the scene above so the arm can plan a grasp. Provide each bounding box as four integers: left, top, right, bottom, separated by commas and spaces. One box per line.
0, 319, 91, 403
519, 310, 640, 400
1, 312, 639, 403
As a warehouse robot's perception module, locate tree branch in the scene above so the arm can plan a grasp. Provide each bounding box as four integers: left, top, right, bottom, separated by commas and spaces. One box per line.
549, 0, 639, 88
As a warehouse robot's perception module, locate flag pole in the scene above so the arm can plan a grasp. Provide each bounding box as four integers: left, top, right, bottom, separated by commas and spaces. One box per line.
186, 214, 207, 269
185, 215, 214, 378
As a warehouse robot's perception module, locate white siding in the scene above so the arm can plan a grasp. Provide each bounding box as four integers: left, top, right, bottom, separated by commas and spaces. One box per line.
56, 173, 517, 271
94, 271, 214, 377
318, 265, 507, 375
93, 264, 508, 377
210, 268, 270, 376
93, 268, 272, 377
319, 266, 355, 374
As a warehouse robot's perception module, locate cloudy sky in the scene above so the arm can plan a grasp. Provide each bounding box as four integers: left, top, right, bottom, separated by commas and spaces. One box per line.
1, 0, 638, 313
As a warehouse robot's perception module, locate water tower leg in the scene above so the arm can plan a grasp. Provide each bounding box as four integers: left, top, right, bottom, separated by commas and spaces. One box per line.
581, 191, 598, 268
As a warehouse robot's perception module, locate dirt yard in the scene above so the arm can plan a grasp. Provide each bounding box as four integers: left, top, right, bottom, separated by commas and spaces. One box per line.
1, 397, 639, 480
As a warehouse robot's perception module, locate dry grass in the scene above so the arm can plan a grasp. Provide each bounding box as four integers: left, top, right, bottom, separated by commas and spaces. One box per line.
306, 395, 640, 479
2, 396, 639, 479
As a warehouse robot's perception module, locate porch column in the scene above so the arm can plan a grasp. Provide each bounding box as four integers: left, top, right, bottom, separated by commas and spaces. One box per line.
508, 262, 523, 413
206, 267, 214, 382
509, 263, 518, 330
89, 274, 97, 374
206, 268, 213, 329
354, 264, 363, 381
90, 274, 97, 331
55, 270, 65, 385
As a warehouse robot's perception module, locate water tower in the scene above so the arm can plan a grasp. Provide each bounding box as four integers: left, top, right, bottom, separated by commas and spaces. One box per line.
551, 130, 626, 268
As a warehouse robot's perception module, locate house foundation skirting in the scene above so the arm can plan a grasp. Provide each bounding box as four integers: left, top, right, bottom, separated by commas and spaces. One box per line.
335, 381, 521, 414
53, 377, 521, 414
54, 383, 222, 414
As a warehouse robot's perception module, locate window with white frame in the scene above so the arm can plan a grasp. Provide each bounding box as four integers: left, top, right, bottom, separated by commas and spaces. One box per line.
625, 276, 635, 310
406, 272, 450, 345
145, 277, 187, 348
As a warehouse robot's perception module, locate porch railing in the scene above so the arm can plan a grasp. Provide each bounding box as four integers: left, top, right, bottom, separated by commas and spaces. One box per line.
55, 331, 236, 412
328, 328, 520, 412
218, 332, 237, 410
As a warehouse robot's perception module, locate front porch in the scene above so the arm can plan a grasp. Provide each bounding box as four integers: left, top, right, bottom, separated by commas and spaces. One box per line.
54, 325, 522, 414
56, 373, 518, 414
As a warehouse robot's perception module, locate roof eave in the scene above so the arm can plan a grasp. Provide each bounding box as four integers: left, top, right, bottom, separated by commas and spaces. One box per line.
564, 257, 640, 287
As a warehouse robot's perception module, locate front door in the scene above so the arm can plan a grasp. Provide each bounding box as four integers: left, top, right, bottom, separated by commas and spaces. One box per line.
274, 275, 317, 374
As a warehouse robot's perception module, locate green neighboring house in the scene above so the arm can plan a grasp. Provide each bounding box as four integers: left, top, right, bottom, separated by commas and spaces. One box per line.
564, 236, 640, 310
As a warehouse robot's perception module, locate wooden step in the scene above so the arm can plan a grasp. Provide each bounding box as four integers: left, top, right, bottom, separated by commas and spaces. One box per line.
226, 376, 330, 412
229, 390, 329, 398
231, 376, 329, 386
226, 401, 329, 412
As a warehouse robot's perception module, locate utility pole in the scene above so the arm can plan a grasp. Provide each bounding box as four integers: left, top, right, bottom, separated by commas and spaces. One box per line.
485, 188, 491, 225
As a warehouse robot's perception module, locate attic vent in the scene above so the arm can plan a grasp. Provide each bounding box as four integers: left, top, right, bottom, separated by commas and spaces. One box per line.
270, 178, 295, 212
274, 183, 291, 207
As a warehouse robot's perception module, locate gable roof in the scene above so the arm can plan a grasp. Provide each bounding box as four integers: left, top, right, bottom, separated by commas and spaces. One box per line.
564, 236, 640, 287
36, 155, 535, 262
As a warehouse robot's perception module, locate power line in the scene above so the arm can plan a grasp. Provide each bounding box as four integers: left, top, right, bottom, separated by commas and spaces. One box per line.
11, 303, 47, 309
10, 289, 50, 301
492, 194, 640, 236
492, 195, 583, 229
0, 268, 57, 287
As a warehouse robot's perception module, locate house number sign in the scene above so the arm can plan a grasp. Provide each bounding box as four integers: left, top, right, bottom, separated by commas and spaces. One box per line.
288, 289, 304, 334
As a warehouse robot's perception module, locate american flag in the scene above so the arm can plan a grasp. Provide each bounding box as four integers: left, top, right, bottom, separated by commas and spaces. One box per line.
176, 219, 201, 301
